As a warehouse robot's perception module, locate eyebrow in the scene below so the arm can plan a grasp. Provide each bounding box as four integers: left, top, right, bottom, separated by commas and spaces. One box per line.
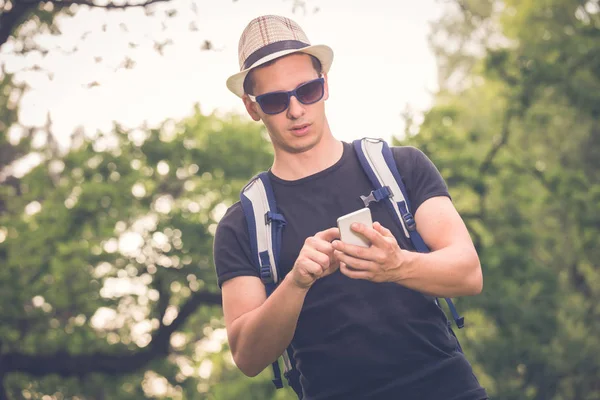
259, 76, 321, 95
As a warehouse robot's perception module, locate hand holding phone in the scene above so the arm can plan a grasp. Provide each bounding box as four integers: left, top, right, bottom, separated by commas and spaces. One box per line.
336, 207, 373, 248
290, 227, 341, 289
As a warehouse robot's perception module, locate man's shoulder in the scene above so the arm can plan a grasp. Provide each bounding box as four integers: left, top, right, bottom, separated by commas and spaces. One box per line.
348, 139, 433, 180
217, 173, 263, 227
349, 139, 424, 163
388, 145, 432, 172
389, 144, 425, 159
213, 199, 258, 288
216, 201, 245, 233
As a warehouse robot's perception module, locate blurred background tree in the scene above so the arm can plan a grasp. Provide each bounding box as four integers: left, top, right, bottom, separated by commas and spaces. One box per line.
0, 0, 301, 397
399, 0, 600, 398
0, 0, 598, 399
0, 94, 283, 398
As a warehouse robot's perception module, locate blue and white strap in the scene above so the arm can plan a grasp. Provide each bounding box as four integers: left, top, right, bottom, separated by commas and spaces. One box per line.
240, 172, 296, 388
353, 138, 465, 329
240, 173, 284, 290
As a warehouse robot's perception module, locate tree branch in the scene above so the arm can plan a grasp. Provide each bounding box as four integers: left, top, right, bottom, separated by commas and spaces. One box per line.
27, 258, 51, 286
1, 290, 221, 377
454, 0, 485, 21
0, 0, 37, 50
1, 0, 174, 49
150, 290, 221, 354
479, 107, 515, 176
31, 0, 171, 9
569, 262, 593, 300
155, 275, 170, 328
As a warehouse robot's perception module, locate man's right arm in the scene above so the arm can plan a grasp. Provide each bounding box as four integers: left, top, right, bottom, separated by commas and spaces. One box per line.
222, 274, 308, 377
221, 227, 340, 377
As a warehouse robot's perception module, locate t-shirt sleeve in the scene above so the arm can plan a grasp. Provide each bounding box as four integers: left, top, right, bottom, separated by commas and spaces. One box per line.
213, 202, 260, 288
391, 146, 451, 214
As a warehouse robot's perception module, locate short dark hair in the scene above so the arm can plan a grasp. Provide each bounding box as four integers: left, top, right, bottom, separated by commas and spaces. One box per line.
243, 54, 323, 95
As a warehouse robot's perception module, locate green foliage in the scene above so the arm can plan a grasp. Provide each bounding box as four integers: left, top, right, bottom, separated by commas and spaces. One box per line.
398, 0, 600, 398
0, 93, 281, 398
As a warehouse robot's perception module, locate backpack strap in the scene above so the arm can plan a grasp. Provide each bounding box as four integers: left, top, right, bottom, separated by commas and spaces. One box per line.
240, 172, 303, 398
240, 172, 285, 292
352, 138, 465, 329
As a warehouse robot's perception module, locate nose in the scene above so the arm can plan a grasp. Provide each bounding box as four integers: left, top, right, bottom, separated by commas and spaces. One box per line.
286, 95, 305, 120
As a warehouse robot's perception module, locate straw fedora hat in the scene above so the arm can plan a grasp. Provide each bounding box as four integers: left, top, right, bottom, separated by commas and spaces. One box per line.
226, 15, 334, 98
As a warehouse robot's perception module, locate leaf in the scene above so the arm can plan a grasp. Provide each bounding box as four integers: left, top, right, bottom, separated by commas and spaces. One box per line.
200, 40, 212, 51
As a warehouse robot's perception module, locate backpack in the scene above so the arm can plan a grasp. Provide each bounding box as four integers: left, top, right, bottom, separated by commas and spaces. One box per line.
239, 137, 465, 399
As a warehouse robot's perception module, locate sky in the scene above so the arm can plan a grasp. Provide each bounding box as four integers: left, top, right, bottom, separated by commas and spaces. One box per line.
3, 0, 444, 149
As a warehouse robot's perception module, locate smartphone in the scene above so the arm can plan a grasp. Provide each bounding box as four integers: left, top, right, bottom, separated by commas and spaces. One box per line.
336, 207, 373, 248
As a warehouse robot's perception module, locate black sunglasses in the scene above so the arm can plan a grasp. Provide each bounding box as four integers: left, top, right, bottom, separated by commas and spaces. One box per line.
248, 77, 325, 115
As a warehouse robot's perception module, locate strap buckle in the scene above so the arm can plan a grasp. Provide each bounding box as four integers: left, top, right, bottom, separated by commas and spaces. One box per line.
259, 251, 274, 284
260, 265, 273, 284
401, 211, 416, 231
265, 211, 287, 226
360, 186, 392, 207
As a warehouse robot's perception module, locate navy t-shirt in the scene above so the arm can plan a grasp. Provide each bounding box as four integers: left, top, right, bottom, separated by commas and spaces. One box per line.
213, 141, 488, 400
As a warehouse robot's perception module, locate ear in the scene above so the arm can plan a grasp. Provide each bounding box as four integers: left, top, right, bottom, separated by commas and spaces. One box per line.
243, 95, 262, 122
322, 72, 329, 101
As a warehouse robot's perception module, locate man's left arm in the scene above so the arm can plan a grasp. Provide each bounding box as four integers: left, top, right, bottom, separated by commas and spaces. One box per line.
332, 196, 483, 298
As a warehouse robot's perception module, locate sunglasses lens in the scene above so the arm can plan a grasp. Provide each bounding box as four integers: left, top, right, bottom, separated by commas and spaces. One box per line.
259, 92, 289, 114
297, 80, 324, 104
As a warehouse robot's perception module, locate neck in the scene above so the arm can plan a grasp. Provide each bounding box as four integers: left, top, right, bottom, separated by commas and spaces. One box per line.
271, 121, 343, 181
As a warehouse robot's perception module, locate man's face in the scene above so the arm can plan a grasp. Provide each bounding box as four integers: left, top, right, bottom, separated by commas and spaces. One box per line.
243, 53, 329, 155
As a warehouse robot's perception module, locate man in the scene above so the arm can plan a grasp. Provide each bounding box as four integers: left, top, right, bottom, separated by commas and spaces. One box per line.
213, 15, 488, 400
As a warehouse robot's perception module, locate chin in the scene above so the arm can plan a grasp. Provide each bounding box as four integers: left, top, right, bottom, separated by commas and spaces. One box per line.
291, 130, 324, 153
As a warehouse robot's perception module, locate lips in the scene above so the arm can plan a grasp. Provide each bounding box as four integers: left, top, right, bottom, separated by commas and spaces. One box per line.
290, 123, 311, 136
291, 123, 309, 130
